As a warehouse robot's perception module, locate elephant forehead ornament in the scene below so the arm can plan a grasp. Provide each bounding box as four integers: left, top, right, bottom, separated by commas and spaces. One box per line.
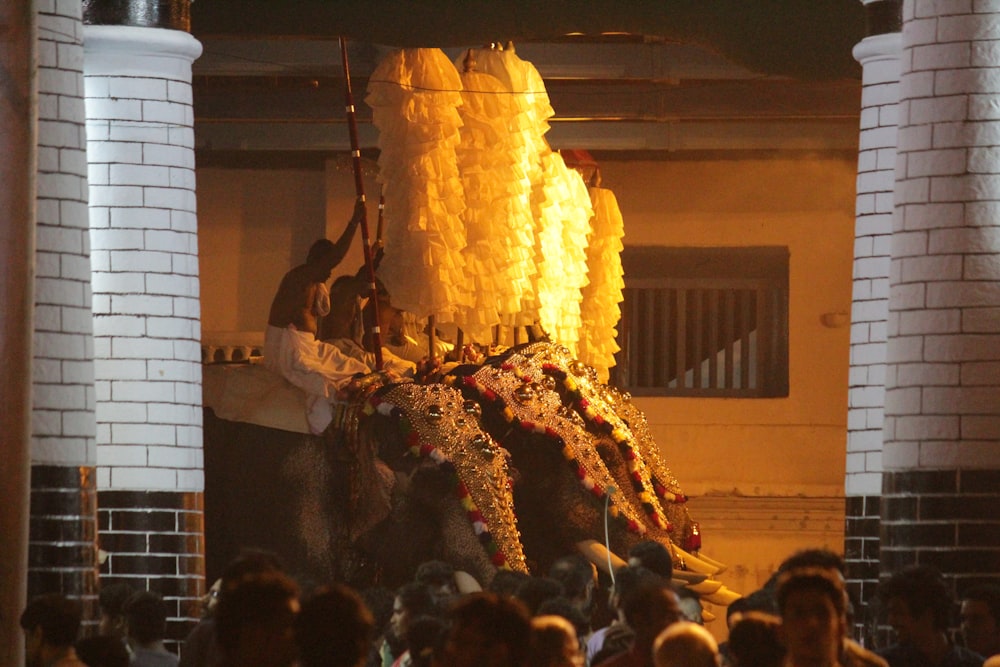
516, 342, 698, 546
364, 383, 529, 573
451, 342, 715, 572
450, 357, 654, 537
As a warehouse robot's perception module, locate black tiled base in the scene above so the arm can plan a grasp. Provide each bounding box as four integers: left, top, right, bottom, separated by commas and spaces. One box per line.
844, 494, 881, 646
28, 465, 100, 624
98, 489, 205, 651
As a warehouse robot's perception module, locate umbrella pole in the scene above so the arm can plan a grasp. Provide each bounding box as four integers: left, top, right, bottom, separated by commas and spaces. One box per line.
428, 315, 437, 362
339, 36, 383, 370
376, 188, 385, 248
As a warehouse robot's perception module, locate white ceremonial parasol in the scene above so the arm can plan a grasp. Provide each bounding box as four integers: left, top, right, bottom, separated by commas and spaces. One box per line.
451, 49, 517, 345
365, 48, 471, 325
578, 170, 626, 383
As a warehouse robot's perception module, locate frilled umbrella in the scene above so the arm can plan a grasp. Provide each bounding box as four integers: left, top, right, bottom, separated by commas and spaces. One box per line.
365, 48, 471, 325
472, 43, 552, 328
451, 49, 518, 344
577, 170, 625, 383
534, 152, 593, 354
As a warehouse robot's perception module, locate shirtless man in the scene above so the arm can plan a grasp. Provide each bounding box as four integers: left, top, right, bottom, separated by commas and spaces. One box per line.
267, 198, 364, 335
264, 199, 398, 433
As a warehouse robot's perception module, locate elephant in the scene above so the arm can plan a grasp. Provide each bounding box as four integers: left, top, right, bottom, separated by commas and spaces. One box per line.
202, 340, 736, 605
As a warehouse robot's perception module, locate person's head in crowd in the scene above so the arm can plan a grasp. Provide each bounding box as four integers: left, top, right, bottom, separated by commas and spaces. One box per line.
76, 635, 131, 667
123, 590, 170, 650
724, 597, 750, 630
628, 541, 675, 579
490, 570, 534, 598
652, 621, 719, 667
775, 567, 846, 667
214, 570, 300, 667
295, 584, 374, 667
778, 549, 846, 576
776, 549, 856, 627
415, 559, 459, 606
608, 565, 663, 622
740, 588, 780, 617
527, 615, 584, 667
406, 615, 447, 667
725, 611, 784, 667
443, 592, 532, 667
516, 576, 566, 617
536, 597, 590, 654
878, 564, 953, 645
219, 548, 284, 589
388, 581, 439, 657
548, 554, 598, 618
961, 584, 1000, 658
674, 586, 704, 625
621, 581, 683, 655
20, 594, 83, 667
98, 582, 136, 640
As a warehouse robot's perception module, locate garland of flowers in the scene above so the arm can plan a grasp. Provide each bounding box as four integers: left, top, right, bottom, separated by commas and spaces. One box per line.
445, 372, 647, 537
363, 393, 512, 569
542, 363, 687, 531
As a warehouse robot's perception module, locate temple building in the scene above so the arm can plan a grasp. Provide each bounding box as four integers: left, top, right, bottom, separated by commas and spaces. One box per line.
1, 0, 998, 658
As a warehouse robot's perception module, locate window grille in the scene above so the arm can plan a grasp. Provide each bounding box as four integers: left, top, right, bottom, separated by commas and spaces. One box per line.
611, 247, 789, 398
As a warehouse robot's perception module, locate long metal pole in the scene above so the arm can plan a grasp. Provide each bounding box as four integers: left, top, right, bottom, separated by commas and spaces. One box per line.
339, 37, 383, 370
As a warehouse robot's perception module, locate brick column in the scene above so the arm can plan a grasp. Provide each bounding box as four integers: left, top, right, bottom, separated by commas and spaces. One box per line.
882, 1, 1000, 598
28, 0, 101, 623
0, 0, 36, 661
845, 0, 901, 644
83, 0, 204, 647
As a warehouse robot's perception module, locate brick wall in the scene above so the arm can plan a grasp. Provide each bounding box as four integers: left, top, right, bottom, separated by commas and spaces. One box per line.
881, 0, 1000, 615
83, 23, 206, 644
29, 0, 100, 613
846, 2, 901, 642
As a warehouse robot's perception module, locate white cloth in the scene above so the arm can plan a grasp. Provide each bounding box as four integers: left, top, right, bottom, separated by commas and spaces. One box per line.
314, 281, 331, 317
326, 337, 418, 378
264, 325, 371, 433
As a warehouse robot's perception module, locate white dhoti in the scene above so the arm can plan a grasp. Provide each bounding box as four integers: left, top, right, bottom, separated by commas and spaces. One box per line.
264, 325, 372, 434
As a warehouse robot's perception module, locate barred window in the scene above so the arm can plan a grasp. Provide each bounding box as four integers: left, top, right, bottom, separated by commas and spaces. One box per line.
611, 246, 789, 398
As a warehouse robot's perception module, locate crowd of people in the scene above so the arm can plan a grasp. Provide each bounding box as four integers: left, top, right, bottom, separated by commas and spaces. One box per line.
19, 543, 1000, 667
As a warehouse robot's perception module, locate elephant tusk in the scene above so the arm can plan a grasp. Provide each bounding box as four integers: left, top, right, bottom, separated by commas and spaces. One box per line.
454, 570, 484, 594
703, 585, 744, 606
684, 578, 723, 595
672, 545, 722, 575
691, 551, 728, 574
575, 539, 627, 577
670, 570, 708, 585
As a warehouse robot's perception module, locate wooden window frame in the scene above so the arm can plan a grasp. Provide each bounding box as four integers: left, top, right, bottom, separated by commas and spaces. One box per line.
611, 246, 789, 398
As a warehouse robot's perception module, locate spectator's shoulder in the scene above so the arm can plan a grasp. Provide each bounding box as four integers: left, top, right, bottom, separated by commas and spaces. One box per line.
945, 645, 985, 667
843, 638, 890, 667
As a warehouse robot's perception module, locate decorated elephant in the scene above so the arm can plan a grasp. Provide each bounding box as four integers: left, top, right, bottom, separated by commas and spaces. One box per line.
340, 341, 735, 604
202, 339, 736, 605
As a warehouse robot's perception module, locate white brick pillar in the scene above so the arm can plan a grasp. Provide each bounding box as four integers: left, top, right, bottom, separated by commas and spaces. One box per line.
29, 0, 101, 615
845, 0, 900, 641
83, 14, 204, 646
882, 2, 1000, 593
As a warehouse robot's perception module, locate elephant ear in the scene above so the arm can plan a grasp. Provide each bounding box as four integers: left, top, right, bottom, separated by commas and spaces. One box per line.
364, 383, 529, 574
